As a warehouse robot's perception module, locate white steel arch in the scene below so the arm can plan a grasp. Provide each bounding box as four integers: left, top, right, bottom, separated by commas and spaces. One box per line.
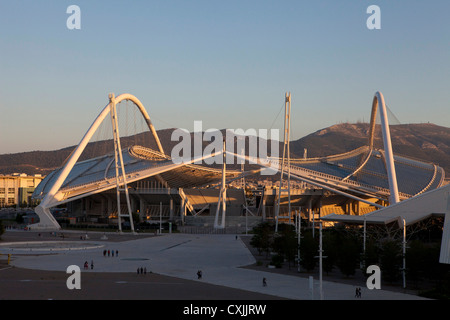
342, 91, 400, 205
33, 93, 164, 230
369, 91, 400, 204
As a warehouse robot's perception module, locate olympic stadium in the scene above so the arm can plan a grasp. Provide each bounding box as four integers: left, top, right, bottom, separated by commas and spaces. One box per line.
30, 91, 450, 264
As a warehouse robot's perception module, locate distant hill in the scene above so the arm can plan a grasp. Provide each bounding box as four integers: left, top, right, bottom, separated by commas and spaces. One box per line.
1, 123, 450, 177
0, 128, 175, 176
291, 123, 450, 174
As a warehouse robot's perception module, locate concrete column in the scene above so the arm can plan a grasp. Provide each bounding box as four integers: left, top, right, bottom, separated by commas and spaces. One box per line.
318, 197, 323, 219
180, 198, 185, 225
139, 197, 146, 221
262, 198, 266, 221
107, 195, 114, 217
307, 197, 312, 225
130, 195, 137, 214
82, 198, 86, 216
101, 196, 106, 216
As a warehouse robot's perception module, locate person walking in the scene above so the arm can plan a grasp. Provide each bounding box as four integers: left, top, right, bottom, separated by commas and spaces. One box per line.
263, 277, 267, 287
355, 287, 362, 298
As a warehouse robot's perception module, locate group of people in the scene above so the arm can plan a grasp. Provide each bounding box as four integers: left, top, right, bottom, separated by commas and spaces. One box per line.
137, 267, 148, 274
84, 260, 94, 270
195, 271, 269, 288
103, 249, 118, 257
80, 248, 119, 271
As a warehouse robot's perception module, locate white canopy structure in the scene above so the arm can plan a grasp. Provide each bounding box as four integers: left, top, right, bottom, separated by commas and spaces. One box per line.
321, 183, 450, 264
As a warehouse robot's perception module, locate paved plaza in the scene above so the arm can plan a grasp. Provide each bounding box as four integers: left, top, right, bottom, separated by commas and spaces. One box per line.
0, 230, 427, 300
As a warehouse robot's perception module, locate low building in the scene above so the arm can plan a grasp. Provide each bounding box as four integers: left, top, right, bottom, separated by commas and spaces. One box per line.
0, 173, 44, 207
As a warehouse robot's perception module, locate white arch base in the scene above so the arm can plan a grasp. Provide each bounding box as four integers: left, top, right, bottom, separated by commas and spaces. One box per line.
31, 206, 62, 230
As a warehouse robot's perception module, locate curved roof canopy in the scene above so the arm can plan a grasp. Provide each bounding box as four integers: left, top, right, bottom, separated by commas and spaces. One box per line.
33, 145, 242, 204
285, 145, 445, 201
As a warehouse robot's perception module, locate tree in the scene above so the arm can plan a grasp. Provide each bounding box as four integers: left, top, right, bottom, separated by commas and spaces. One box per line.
406, 240, 428, 286
362, 238, 380, 269
336, 236, 360, 277
379, 239, 402, 283
250, 222, 273, 257
322, 225, 361, 277
132, 212, 141, 225
300, 229, 318, 272
424, 243, 447, 285
15, 213, 24, 224
322, 230, 338, 275
271, 224, 297, 269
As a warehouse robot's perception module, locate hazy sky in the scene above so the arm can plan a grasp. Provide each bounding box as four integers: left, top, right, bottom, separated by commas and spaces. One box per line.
1, 0, 449, 153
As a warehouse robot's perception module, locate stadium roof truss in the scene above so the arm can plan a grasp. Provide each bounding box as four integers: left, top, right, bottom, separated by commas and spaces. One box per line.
32, 93, 241, 230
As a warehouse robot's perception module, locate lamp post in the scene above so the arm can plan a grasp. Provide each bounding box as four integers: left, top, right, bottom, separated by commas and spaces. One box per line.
297, 209, 301, 273
319, 222, 324, 300
402, 218, 406, 289
314, 222, 326, 300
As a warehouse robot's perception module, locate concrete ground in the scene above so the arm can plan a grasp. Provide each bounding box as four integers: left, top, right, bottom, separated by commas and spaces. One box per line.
0, 229, 427, 300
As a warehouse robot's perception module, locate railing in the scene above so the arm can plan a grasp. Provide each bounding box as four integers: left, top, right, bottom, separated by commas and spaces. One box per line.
288, 146, 369, 164
267, 157, 402, 198
54, 144, 442, 204
129, 145, 169, 161
178, 225, 248, 234
414, 165, 439, 196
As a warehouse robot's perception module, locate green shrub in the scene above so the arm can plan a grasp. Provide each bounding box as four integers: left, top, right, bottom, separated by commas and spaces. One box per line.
270, 254, 284, 268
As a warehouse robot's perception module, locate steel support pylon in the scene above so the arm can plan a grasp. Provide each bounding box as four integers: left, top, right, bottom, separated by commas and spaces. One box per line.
214, 141, 227, 229
275, 92, 291, 232
109, 93, 135, 234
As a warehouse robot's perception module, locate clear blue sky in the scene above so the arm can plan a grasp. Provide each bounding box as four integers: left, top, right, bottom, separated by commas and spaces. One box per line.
1, 0, 449, 153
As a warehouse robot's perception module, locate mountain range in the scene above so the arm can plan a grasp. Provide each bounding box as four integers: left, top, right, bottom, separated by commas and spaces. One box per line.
1, 123, 450, 178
